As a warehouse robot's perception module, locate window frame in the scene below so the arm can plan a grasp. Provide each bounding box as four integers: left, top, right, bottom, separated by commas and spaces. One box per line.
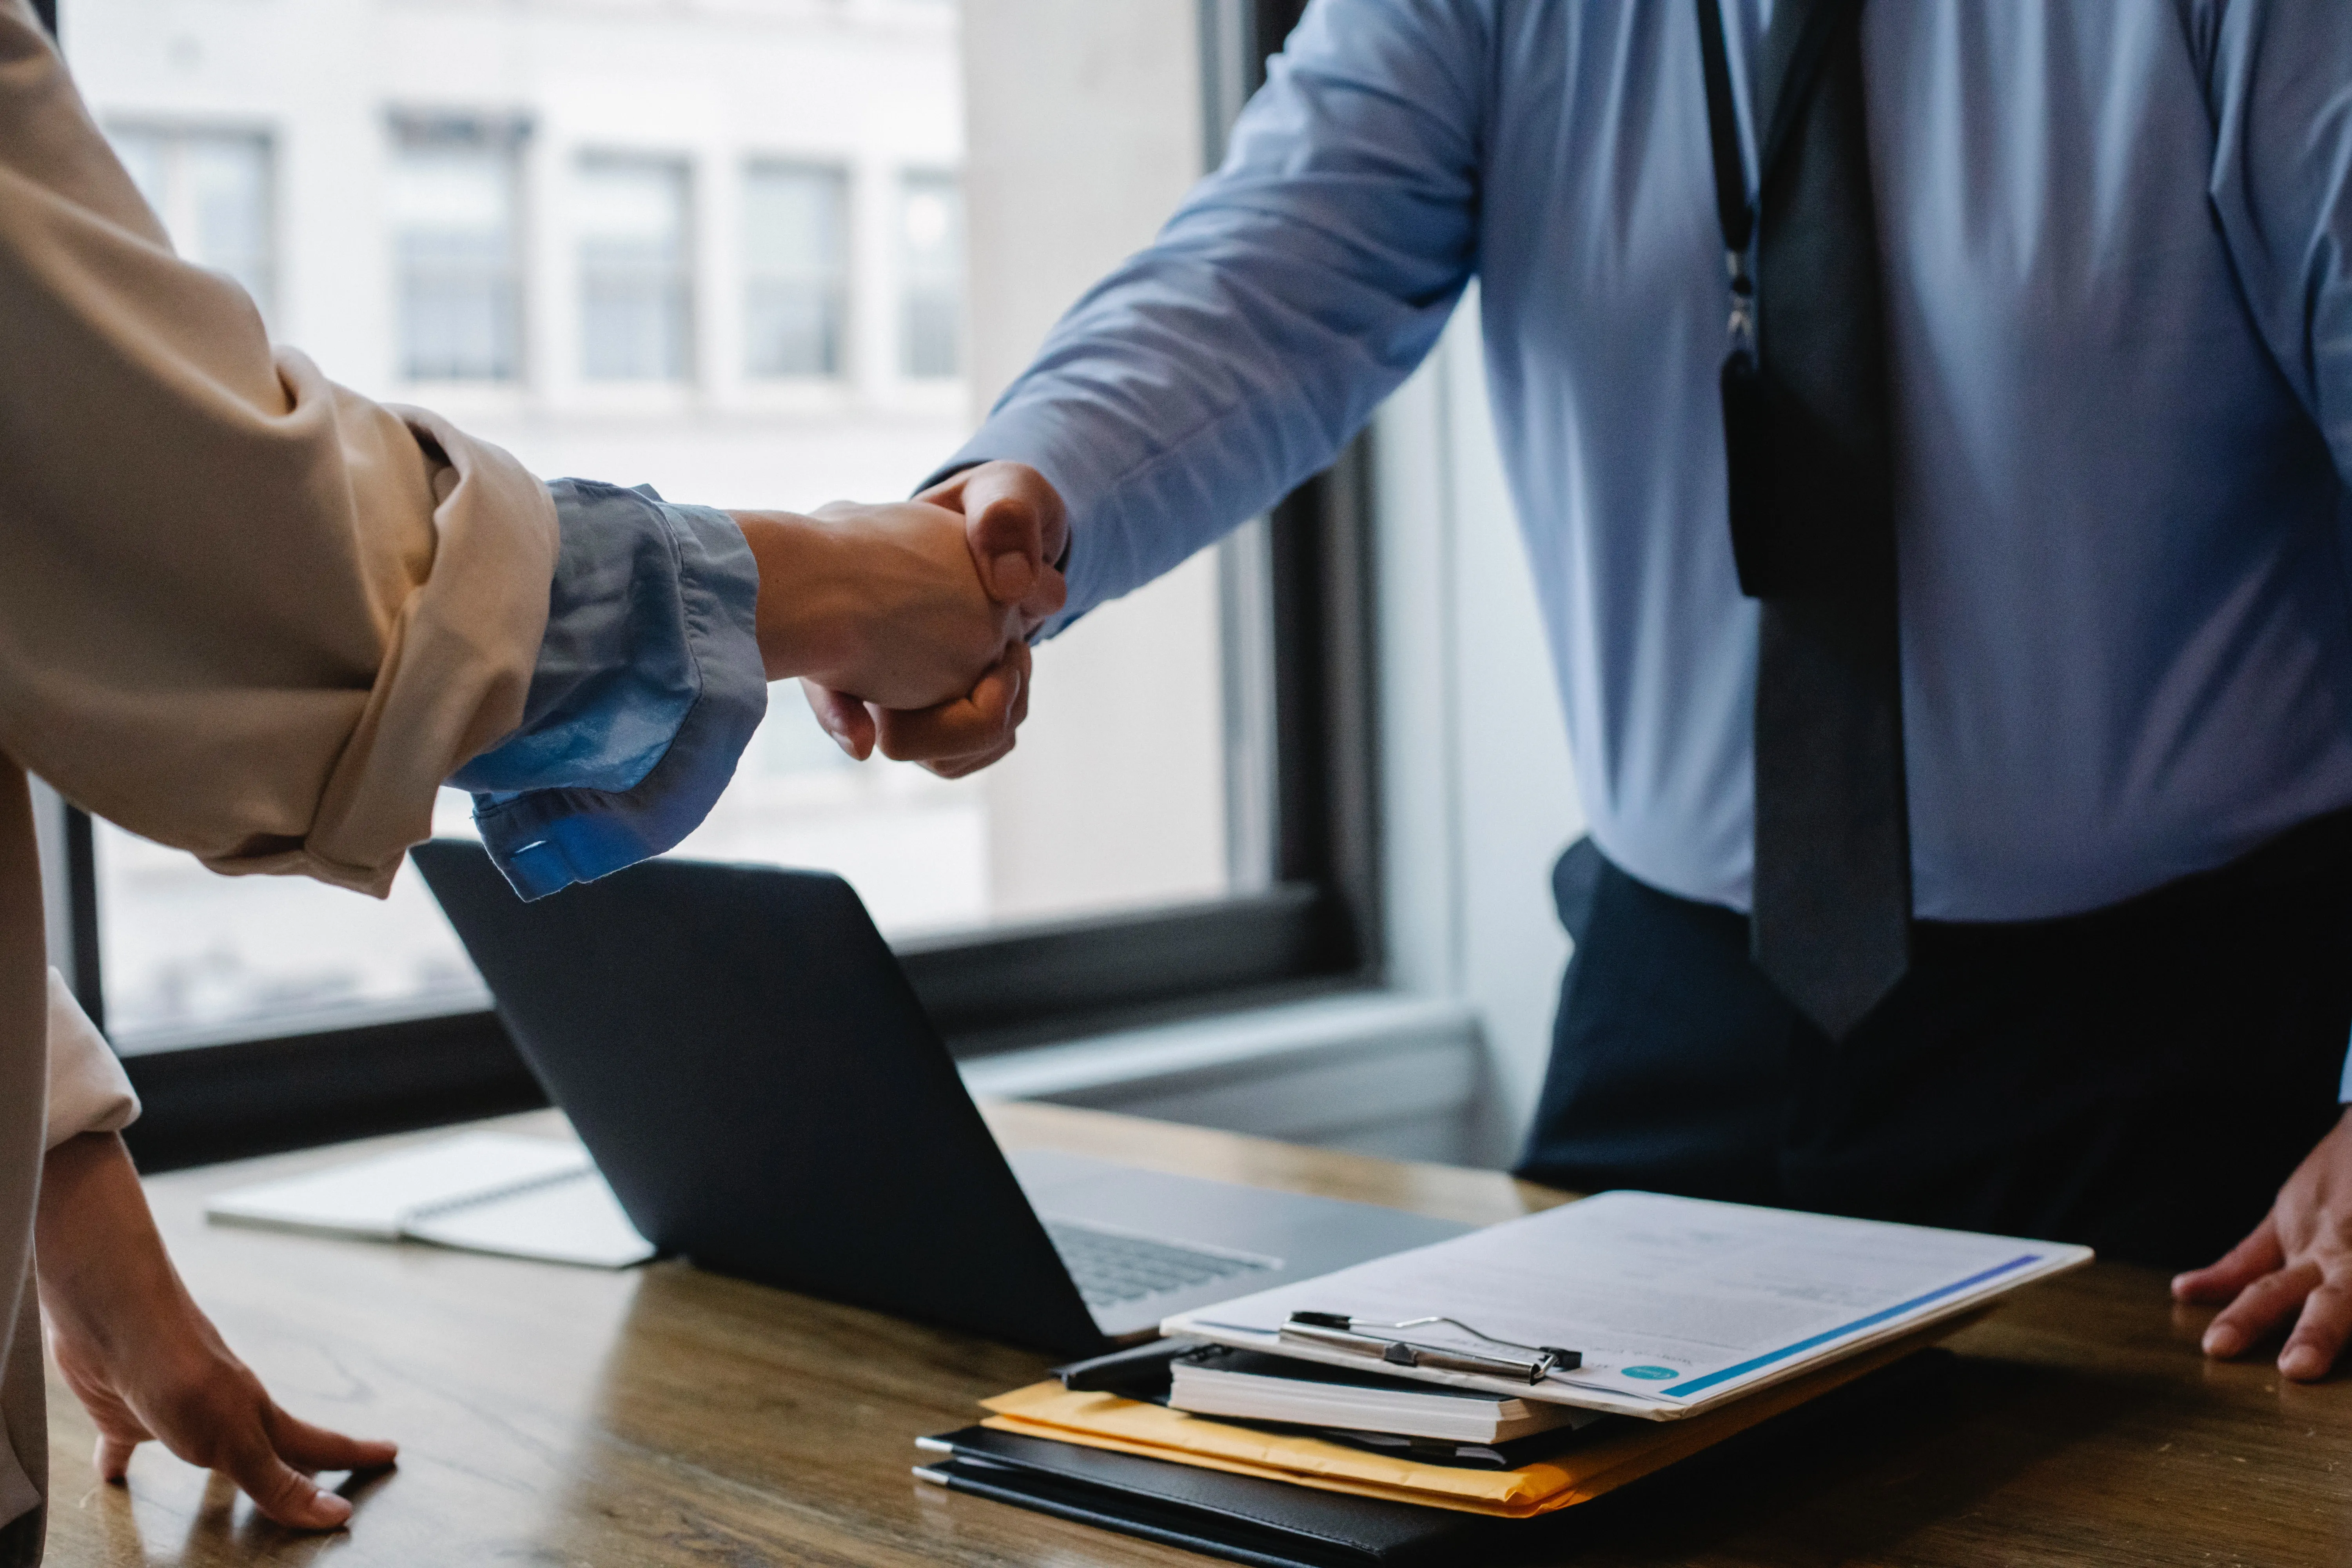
50, 0, 1379, 1173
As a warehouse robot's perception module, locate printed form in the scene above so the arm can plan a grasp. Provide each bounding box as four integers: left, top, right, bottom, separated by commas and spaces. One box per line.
1165, 1191, 2090, 1420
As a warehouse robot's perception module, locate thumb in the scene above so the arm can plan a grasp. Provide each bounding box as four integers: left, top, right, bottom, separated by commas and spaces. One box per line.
932, 463, 1066, 604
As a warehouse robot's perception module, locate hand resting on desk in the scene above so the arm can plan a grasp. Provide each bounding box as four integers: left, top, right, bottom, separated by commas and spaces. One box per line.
36, 1133, 396, 1530
2176, 1105, 2352, 1381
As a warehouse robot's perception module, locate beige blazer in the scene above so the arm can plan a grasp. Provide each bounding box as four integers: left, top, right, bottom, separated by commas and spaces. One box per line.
0, 0, 562, 1553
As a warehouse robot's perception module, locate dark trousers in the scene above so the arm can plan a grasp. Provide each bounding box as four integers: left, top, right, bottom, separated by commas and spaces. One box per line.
1514, 815, 2352, 1270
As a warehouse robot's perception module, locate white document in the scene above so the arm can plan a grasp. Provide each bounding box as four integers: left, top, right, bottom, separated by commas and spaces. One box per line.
1164, 1191, 2091, 1421
205, 1132, 655, 1269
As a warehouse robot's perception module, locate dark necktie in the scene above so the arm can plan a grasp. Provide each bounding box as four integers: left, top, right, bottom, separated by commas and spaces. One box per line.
1700, 0, 1910, 1040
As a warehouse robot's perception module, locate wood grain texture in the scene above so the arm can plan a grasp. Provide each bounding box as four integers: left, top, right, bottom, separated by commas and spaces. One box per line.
38, 1101, 2352, 1566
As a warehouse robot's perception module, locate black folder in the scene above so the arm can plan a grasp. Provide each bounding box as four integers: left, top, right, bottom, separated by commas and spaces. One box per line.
915, 1425, 1504, 1568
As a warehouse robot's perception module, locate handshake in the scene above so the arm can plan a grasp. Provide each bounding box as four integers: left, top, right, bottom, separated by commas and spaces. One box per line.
731, 462, 1067, 779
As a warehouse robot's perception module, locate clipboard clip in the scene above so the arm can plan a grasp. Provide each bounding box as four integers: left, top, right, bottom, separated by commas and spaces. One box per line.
1280, 1311, 1582, 1385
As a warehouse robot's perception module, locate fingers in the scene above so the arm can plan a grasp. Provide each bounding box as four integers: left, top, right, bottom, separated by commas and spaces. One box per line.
924, 462, 1070, 609
2174, 1214, 2285, 1305
873, 641, 1029, 770
2279, 1275, 2352, 1381
2199, 1258, 2321, 1361
264, 1404, 398, 1475
221, 1426, 354, 1531
800, 680, 875, 760
93, 1431, 141, 1483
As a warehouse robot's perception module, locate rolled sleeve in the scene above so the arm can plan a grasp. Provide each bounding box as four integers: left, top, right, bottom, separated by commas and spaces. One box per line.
451, 479, 767, 900
45, 969, 136, 1151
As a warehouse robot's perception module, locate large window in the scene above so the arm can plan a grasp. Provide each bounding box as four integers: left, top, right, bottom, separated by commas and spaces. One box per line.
58, 0, 1367, 1169
392, 118, 524, 383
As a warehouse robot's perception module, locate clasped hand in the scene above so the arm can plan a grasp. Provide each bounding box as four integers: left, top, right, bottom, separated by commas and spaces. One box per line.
740, 463, 1068, 778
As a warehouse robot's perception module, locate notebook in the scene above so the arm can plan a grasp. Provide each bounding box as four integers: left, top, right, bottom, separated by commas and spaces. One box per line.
204, 1131, 655, 1269
1169, 1347, 1596, 1444
1166, 1189, 2090, 1419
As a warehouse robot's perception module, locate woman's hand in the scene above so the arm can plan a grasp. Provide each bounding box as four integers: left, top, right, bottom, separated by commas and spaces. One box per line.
731, 499, 1032, 712
36, 1132, 396, 1530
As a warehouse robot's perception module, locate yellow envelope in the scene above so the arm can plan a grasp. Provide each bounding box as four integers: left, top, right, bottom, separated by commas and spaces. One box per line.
981, 1322, 1966, 1519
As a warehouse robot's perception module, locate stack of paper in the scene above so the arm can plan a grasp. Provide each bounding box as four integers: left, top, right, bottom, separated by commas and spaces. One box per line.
977, 1324, 1947, 1518
919, 1192, 2090, 1563
1164, 1190, 2089, 1419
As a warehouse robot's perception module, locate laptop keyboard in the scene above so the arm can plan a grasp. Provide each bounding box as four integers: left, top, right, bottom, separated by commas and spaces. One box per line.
1045, 1222, 1278, 1308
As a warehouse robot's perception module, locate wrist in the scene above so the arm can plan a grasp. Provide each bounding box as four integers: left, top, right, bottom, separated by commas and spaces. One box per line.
36, 1132, 190, 1342
730, 510, 860, 684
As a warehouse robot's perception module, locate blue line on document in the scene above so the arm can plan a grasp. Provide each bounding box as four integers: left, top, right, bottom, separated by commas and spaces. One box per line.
1658, 1253, 2042, 1399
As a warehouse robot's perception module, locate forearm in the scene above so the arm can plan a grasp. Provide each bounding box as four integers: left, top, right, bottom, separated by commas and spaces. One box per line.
34, 1134, 189, 1347
940, 0, 1481, 630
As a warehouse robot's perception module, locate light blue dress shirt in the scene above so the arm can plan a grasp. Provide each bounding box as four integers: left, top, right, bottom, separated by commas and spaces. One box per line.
452, 479, 767, 900
945, 0, 2352, 933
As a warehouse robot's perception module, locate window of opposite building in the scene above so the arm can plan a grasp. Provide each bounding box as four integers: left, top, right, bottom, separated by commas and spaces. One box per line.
578, 156, 693, 382
391, 119, 524, 383
899, 171, 962, 379
744, 162, 849, 379
104, 124, 276, 325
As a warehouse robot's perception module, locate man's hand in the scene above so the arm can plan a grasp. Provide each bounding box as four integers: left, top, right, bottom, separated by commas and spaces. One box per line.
732, 496, 1021, 712
36, 1132, 397, 1529
921, 461, 1071, 626
801, 462, 1068, 772
2174, 1106, 2352, 1381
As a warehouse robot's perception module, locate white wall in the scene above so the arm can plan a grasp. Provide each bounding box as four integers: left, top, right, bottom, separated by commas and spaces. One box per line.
1374, 293, 1584, 1166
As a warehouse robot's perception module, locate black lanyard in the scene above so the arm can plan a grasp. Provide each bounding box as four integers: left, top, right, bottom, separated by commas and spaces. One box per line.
1694, 0, 1862, 596
1695, 0, 1756, 347
1694, 0, 1866, 336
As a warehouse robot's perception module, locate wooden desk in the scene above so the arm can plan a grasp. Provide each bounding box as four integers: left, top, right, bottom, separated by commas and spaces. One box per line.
39, 1103, 2352, 1566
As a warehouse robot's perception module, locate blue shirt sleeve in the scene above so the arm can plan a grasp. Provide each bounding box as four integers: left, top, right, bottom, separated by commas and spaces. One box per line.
930, 0, 1487, 636
2200, 1, 2352, 1098
449, 478, 768, 900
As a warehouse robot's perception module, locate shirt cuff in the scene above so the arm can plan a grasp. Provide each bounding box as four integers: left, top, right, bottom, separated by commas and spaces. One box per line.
452, 479, 767, 900
46, 969, 137, 1151
2339, 1033, 2351, 1102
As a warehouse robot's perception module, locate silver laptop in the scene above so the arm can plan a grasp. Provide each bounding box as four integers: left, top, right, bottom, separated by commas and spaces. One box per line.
412, 840, 1465, 1353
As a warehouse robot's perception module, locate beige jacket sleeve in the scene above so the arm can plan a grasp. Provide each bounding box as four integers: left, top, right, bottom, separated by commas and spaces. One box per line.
42, 970, 132, 1152
0, 0, 559, 895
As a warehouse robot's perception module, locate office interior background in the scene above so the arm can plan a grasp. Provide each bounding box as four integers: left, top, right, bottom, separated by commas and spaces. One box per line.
37, 0, 1583, 1172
